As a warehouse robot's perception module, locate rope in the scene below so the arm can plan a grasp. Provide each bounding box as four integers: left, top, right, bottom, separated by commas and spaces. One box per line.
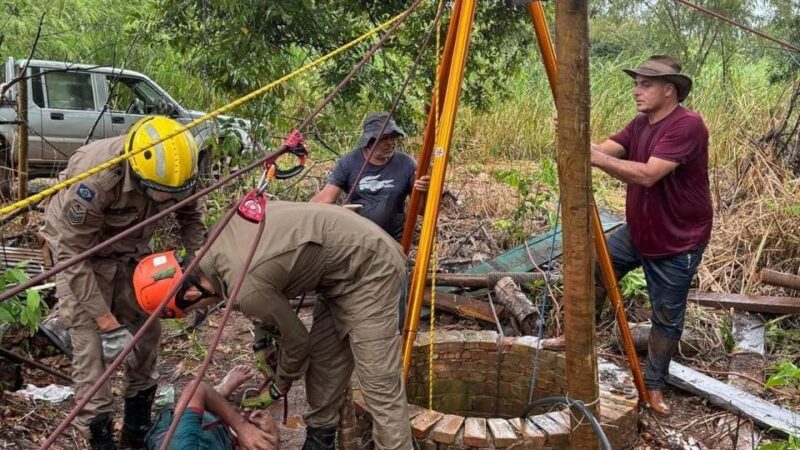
427, 241, 437, 410
160, 0, 431, 445
672, 0, 800, 54
0, 9, 408, 217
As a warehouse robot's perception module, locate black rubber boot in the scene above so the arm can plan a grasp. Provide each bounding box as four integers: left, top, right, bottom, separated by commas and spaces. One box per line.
302, 426, 337, 450
644, 330, 680, 389
594, 283, 608, 322
120, 385, 157, 449
89, 412, 117, 450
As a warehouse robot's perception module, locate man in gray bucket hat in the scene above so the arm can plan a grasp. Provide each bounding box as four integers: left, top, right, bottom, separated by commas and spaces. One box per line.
589, 54, 712, 416
311, 112, 429, 240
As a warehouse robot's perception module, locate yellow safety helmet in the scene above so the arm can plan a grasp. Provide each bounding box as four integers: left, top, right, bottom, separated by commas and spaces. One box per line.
125, 116, 199, 192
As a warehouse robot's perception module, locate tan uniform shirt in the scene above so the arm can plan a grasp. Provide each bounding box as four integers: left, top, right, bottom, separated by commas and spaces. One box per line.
198, 201, 406, 388
40, 135, 206, 320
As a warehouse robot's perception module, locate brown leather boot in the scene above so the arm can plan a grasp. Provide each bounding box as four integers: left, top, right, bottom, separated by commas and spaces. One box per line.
647, 389, 672, 416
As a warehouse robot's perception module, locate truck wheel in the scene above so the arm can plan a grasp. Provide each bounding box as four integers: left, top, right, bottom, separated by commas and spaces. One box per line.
197, 148, 214, 187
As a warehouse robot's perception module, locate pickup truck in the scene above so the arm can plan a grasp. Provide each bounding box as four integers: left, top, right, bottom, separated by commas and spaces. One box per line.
0, 58, 252, 193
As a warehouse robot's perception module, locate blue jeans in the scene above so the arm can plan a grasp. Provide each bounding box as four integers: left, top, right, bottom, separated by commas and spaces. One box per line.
604, 225, 705, 389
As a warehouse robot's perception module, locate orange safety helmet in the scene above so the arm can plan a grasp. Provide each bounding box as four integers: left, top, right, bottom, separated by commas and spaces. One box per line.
133, 251, 212, 318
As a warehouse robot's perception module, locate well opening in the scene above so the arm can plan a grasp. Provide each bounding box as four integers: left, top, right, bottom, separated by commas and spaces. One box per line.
394, 330, 640, 449
406, 330, 564, 419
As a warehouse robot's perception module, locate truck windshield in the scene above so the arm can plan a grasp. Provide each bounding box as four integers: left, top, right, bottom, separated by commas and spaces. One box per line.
108, 77, 176, 116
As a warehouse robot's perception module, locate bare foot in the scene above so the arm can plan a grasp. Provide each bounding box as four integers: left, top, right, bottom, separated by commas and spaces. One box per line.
215, 365, 256, 399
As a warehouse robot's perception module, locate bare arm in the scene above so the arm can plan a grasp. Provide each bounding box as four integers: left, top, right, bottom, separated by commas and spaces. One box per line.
592, 139, 626, 158
412, 175, 430, 216
309, 184, 343, 204
591, 151, 679, 187
181, 383, 278, 450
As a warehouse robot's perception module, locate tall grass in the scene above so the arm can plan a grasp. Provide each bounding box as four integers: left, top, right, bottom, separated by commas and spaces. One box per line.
450, 52, 789, 167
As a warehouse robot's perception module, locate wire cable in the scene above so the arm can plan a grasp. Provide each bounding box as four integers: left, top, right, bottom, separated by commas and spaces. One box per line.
521, 396, 611, 450
672, 0, 800, 54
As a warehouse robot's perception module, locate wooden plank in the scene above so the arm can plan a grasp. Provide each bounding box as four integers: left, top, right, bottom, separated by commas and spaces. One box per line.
667, 361, 800, 436
423, 290, 504, 323
688, 290, 800, 314
463, 417, 488, 447
410, 409, 444, 439
430, 414, 464, 444
0, 245, 47, 278
487, 418, 518, 447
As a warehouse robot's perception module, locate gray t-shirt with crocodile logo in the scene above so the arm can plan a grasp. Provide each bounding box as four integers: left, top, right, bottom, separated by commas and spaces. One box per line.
329, 149, 416, 240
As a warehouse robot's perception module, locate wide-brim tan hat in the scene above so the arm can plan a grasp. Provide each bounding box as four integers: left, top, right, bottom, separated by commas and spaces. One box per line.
623, 54, 693, 102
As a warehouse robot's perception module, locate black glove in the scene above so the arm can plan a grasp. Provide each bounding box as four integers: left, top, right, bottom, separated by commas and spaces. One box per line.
99, 326, 137, 367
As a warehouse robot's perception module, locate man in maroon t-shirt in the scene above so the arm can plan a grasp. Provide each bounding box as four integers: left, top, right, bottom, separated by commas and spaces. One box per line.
591, 55, 712, 416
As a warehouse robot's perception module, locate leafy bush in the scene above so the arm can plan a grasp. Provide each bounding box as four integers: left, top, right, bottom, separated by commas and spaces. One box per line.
0, 266, 47, 336
619, 268, 648, 301
765, 360, 800, 390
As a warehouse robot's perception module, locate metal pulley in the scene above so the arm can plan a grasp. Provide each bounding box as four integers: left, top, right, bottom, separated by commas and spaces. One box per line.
237, 130, 308, 223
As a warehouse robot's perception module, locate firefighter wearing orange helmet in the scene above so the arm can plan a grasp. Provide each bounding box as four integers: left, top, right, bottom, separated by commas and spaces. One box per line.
134, 202, 414, 450
39, 116, 207, 450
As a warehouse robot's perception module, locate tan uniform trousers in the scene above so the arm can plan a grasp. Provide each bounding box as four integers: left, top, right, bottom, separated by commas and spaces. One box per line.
58, 259, 161, 437
304, 298, 412, 449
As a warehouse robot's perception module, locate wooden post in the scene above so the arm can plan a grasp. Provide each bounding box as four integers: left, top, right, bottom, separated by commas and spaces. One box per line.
528, 0, 649, 407
16, 73, 28, 201
555, 1, 599, 449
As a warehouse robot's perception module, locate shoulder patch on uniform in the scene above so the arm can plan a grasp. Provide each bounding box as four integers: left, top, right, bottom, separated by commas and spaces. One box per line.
76, 183, 96, 202
67, 200, 87, 225
96, 168, 123, 191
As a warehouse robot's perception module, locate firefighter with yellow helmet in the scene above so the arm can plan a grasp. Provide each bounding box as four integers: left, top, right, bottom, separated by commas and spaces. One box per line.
39, 116, 207, 450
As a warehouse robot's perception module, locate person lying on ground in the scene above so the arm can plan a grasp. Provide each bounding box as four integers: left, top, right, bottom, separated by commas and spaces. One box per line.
145, 365, 279, 450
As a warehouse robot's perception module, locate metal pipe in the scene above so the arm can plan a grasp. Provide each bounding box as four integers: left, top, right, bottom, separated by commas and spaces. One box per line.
0, 346, 73, 384
592, 203, 648, 404
528, 1, 557, 101
400, 0, 463, 253
402, 0, 477, 382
